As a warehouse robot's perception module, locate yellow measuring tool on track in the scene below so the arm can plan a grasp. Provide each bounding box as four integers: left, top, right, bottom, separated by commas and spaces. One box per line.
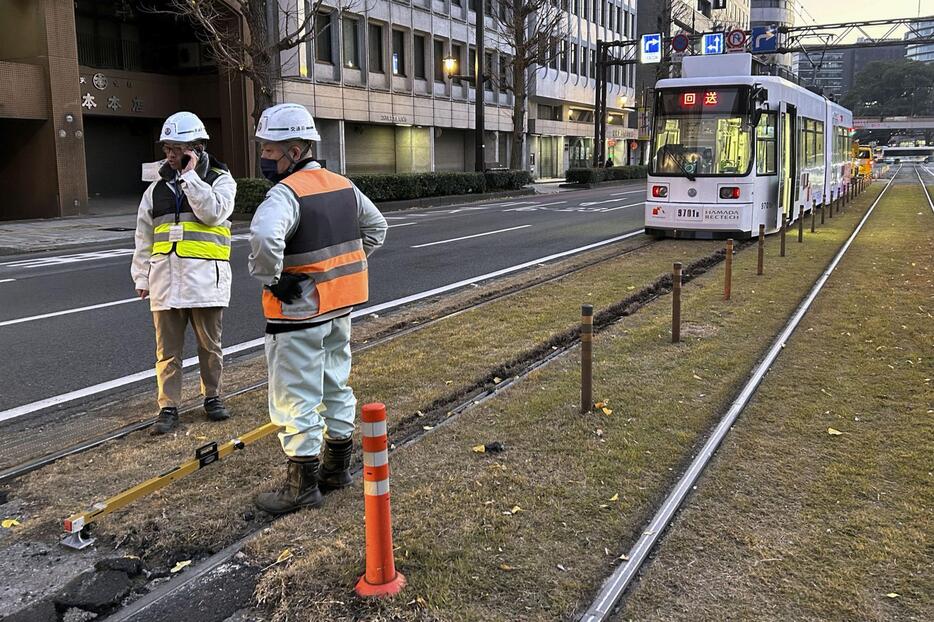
62, 422, 280, 550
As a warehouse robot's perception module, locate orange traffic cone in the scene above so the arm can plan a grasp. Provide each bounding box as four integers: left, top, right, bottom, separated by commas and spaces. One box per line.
355, 402, 406, 598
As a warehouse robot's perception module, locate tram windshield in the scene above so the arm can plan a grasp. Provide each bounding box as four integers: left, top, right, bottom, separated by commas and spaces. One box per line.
651, 87, 752, 178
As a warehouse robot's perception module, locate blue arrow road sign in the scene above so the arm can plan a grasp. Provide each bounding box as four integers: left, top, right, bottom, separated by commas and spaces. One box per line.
751, 26, 778, 53
641, 33, 662, 63
702, 33, 724, 55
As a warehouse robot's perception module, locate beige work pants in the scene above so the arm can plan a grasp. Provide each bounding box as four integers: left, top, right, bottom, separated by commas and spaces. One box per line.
152, 308, 224, 409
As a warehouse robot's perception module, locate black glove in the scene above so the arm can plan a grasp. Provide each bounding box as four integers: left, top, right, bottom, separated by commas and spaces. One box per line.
267, 273, 308, 304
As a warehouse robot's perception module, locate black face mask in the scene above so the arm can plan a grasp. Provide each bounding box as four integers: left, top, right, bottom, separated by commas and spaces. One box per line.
260, 157, 286, 183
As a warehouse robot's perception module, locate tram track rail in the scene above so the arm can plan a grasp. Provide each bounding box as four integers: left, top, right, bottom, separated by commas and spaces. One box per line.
579, 166, 905, 622
102, 235, 736, 621
0, 233, 657, 485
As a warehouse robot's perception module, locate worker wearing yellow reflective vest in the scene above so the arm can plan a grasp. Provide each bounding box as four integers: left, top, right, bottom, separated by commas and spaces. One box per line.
131, 111, 237, 435
249, 103, 387, 515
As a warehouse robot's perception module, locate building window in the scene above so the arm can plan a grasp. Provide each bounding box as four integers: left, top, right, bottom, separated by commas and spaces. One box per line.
560, 40, 568, 72
617, 7, 623, 34
485, 52, 493, 90
584, 0, 590, 19
342, 17, 360, 69
499, 55, 509, 93
315, 12, 333, 64
369, 23, 383, 73
608, 3, 614, 30
569, 43, 578, 74
452, 42, 463, 84
469, 47, 477, 79
592, 0, 598, 24
414, 34, 426, 79
434, 39, 446, 82
548, 41, 558, 69
392, 29, 406, 76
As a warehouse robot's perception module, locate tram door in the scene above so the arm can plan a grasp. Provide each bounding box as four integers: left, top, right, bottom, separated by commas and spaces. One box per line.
778, 105, 796, 224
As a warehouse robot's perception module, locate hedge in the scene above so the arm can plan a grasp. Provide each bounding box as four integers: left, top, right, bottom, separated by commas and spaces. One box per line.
234, 169, 533, 214
564, 165, 648, 185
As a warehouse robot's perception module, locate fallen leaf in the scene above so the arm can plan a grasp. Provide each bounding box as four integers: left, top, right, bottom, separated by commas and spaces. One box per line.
416, 596, 428, 606
422, 426, 433, 431
1, 518, 21, 529
602, 407, 613, 415
627, 285, 636, 290
557, 564, 567, 572
619, 554, 630, 561
276, 549, 293, 564
195, 435, 208, 441
493, 377, 503, 384
594, 400, 606, 409
170, 560, 192, 573
499, 563, 515, 571
510, 505, 522, 514
692, 373, 703, 380
827, 428, 844, 436
472, 444, 486, 453
599, 504, 609, 509
609, 493, 619, 502
886, 592, 900, 598
444, 380, 453, 385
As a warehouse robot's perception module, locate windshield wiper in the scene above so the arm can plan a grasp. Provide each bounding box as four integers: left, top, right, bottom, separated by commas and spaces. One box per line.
659, 144, 696, 181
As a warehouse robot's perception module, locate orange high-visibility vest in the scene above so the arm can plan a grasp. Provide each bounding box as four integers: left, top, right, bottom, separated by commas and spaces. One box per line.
262, 168, 368, 321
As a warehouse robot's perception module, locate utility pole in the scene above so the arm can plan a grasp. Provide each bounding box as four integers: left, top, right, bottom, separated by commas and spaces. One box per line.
475, 0, 486, 172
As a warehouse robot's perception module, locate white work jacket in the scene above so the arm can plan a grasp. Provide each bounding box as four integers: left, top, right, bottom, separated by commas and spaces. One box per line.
131, 160, 237, 311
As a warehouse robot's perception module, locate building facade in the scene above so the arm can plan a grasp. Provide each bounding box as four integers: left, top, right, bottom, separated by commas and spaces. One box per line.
276, 0, 637, 179
906, 19, 934, 63
841, 40, 907, 97
0, 0, 252, 221
1, 0, 640, 221
795, 50, 845, 99
750, 0, 794, 72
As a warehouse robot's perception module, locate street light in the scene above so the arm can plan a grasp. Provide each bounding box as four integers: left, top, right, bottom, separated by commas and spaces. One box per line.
443, 31, 486, 172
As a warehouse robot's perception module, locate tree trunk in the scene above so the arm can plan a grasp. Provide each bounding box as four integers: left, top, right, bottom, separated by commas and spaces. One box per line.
510, 59, 527, 171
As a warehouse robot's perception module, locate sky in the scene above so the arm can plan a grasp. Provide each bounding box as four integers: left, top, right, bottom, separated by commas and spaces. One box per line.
796, 0, 934, 42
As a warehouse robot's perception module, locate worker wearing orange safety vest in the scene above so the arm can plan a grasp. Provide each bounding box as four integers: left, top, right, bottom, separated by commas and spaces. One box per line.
248, 103, 387, 515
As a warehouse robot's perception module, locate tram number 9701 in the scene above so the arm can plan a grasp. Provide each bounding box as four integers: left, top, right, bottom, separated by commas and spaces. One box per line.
676, 207, 702, 221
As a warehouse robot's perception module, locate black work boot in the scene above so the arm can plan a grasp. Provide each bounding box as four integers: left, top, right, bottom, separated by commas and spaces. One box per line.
318, 437, 354, 493
150, 407, 179, 435
254, 456, 323, 515
204, 396, 230, 421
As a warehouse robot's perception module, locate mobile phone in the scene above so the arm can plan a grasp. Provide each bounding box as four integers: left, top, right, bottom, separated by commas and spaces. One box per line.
181, 153, 192, 168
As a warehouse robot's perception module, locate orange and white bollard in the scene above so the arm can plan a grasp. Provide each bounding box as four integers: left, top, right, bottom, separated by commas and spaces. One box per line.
355, 402, 406, 598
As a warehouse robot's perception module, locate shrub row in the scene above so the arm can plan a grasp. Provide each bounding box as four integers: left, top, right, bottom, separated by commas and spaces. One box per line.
564, 165, 648, 185
234, 169, 533, 214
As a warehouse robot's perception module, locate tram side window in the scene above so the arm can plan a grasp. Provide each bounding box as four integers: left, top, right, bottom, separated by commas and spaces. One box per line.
756, 112, 776, 175
815, 121, 824, 166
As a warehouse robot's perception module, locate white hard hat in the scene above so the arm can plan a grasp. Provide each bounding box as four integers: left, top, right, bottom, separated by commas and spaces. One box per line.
160, 111, 210, 143
255, 103, 321, 142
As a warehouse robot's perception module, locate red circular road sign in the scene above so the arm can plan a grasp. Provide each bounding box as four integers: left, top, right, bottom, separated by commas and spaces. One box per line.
726, 29, 747, 49
671, 33, 690, 53
629, 141, 638, 151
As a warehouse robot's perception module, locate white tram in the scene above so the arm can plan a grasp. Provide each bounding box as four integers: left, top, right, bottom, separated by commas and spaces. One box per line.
644, 53, 854, 239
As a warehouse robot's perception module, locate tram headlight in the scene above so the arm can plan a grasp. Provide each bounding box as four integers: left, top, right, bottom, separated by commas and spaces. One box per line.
719, 186, 741, 199
652, 185, 669, 198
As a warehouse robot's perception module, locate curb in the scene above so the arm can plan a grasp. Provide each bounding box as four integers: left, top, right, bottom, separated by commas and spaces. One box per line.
559, 179, 647, 190
374, 187, 537, 212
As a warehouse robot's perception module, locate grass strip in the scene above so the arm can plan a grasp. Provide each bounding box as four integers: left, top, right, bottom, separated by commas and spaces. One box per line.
5, 236, 721, 565
242, 189, 889, 620
617, 182, 933, 621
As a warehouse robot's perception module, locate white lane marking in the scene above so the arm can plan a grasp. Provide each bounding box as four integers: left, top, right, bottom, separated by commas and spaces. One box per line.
0, 235, 251, 270
383, 216, 410, 220
0, 229, 645, 423
507, 201, 568, 210
611, 189, 646, 196
388, 222, 416, 228
411, 224, 532, 248
579, 198, 633, 207
0, 278, 15, 284
601, 201, 645, 212
0, 297, 140, 328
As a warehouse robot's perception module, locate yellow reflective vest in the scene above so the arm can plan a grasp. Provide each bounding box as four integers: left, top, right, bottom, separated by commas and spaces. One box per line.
151, 162, 232, 260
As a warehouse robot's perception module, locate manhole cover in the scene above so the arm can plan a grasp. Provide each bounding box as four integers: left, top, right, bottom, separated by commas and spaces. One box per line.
100, 227, 134, 232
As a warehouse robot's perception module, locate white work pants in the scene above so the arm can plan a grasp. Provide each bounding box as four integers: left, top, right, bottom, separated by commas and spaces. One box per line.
265, 315, 356, 457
